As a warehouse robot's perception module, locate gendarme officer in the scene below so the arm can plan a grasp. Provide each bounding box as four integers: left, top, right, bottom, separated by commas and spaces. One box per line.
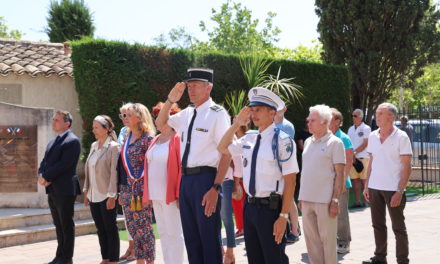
156, 68, 231, 264
218, 87, 299, 264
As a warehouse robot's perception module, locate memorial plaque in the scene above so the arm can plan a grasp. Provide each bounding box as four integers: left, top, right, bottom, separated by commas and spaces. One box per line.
0, 126, 37, 192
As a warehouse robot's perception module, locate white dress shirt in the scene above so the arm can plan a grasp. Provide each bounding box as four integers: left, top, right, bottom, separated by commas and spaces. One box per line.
168, 98, 231, 168
228, 123, 299, 198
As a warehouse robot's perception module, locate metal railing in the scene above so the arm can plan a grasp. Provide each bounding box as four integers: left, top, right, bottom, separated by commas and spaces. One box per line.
397, 106, 440, 195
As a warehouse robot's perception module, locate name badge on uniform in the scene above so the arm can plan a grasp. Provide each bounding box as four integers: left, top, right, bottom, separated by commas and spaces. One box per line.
195, 128, 208, 132
242, 145, 251, 149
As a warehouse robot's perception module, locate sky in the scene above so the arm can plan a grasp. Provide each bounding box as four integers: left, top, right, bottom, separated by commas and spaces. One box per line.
1, 0, 320, 48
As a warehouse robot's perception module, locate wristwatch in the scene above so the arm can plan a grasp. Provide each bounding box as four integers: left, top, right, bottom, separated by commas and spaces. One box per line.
279, 213, 289, 220
212, 184, 222, 193
397, 189, 405, 194
331, 198, 339, 204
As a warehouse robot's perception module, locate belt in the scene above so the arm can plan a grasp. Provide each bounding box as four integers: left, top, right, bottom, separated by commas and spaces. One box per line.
183, 166, 217, 176
247, 196, 270, 205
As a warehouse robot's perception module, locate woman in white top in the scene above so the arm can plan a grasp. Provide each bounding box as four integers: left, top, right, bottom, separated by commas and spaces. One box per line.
142, 102, 185, 264
83, 115, 120, 264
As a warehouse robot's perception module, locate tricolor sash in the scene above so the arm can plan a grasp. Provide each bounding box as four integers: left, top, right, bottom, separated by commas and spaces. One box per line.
121, 132, 144, 211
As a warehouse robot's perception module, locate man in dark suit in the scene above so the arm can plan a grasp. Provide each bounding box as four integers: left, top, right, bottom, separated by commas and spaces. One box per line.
38, 110, 81, 264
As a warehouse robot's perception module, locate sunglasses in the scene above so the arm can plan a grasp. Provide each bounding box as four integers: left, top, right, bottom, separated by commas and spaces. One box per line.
352, 115, 358, 117
119, 113, 129, 119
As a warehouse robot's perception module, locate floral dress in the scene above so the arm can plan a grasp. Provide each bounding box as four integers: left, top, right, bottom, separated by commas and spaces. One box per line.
119, 133, 155, 261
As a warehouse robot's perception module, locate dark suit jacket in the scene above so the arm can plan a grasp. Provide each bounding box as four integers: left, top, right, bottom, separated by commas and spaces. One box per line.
38, 130, 81, 196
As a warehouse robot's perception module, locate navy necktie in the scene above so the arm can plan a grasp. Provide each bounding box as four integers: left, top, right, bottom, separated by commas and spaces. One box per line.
182, 108, 197, 169
249, 134, 261, 197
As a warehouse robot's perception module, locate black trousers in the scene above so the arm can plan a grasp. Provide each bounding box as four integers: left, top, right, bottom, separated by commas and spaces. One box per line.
244, 199, 288, 264
369, 189, 409, 263
90, 199, 120, 262
48, 193, 76, 261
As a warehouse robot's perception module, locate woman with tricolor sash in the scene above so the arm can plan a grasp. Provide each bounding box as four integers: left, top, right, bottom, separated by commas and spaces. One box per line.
117, 103, 156, 264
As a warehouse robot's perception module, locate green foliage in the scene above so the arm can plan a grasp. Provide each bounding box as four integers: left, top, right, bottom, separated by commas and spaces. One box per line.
224, 89, 248, 117
239, 52, 272, 89
46, 0, 95, 42
272, 41, 323, 63
71, 39, 350, 156
153, 27, 195, 49
0, 17, 23, 39
389, 63, 440, 110
260, 66, 303, 106
198, 0, 281, 54
316, 0, 440, 122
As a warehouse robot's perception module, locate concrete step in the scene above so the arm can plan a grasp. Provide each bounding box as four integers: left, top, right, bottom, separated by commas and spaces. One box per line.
0, 204, 92, 231
0, 216, 126, 248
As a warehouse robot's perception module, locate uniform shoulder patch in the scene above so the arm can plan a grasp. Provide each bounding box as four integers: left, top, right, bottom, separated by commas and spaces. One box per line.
209, 104, 224, 112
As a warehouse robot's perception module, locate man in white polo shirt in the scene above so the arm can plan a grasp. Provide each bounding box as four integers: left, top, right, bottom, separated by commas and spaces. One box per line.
362, 103, 412, 264
348, 108, 371, 207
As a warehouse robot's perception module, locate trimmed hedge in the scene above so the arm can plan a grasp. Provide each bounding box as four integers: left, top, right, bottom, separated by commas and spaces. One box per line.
71, 39, 350, 156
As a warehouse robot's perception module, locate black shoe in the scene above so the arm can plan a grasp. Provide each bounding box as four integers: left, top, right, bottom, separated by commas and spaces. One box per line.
362, 256, 387, 264
286, 233, 300, 244
47, 257, 61, 264
55, 259, 73, 264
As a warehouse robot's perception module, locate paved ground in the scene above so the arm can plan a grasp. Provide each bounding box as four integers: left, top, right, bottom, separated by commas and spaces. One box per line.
1, 194, 439, 264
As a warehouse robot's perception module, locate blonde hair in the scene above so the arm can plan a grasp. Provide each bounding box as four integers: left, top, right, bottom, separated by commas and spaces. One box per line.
121, 102, 156, 136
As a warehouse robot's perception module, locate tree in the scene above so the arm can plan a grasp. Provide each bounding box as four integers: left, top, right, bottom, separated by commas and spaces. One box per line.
389, 63, 440, 110
0, 17, 23, 39
316, 0, 440, 122
46, 0, 95, 42
153, 27, 195, 49
199, 0, 281, 54
272, 40, 323, 63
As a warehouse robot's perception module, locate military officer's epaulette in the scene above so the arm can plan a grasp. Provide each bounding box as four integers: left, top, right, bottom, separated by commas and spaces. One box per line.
209, 104, 224, 112
245, 130, 258, 135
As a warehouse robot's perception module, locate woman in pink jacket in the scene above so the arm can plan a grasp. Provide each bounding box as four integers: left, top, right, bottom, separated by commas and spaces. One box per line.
143, 102, 185, 264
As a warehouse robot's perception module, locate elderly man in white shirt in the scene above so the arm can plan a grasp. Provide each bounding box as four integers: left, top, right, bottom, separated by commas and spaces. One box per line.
299, 104, 345, 264
348, 108, 371, 207
362, 103, 412, 264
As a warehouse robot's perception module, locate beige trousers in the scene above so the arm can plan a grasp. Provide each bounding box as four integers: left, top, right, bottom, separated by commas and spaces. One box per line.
302, 201, 337, 264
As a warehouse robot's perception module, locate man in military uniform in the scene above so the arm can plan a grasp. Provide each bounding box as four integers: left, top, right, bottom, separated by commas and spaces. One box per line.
156, 68, 231, 264
218, 87, 298, 264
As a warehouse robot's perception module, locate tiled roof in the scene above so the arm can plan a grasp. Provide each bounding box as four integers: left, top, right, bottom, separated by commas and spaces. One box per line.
0, 38, 73, 78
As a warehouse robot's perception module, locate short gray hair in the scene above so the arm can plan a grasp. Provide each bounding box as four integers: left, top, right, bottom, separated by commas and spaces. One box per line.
353, 108, 364, 117
309, 104, 332, 127
378, 102, 398, 118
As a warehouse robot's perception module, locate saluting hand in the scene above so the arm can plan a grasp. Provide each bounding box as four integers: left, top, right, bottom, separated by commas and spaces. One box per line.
202, 188, 219, 217
273, 217, 287, 244
168, 82, 186, 103
234, 107, 251, 126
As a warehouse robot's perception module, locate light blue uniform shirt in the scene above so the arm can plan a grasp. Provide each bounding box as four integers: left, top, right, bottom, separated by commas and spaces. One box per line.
275, 118, 295, 139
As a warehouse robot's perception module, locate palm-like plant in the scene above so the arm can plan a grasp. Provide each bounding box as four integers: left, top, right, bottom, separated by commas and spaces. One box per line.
260, 66, 303, 106
224, 89, 248, 117
239, 52, 272, 89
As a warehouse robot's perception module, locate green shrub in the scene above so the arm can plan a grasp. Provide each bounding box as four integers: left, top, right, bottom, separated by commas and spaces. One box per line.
71, 39, 349, 156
